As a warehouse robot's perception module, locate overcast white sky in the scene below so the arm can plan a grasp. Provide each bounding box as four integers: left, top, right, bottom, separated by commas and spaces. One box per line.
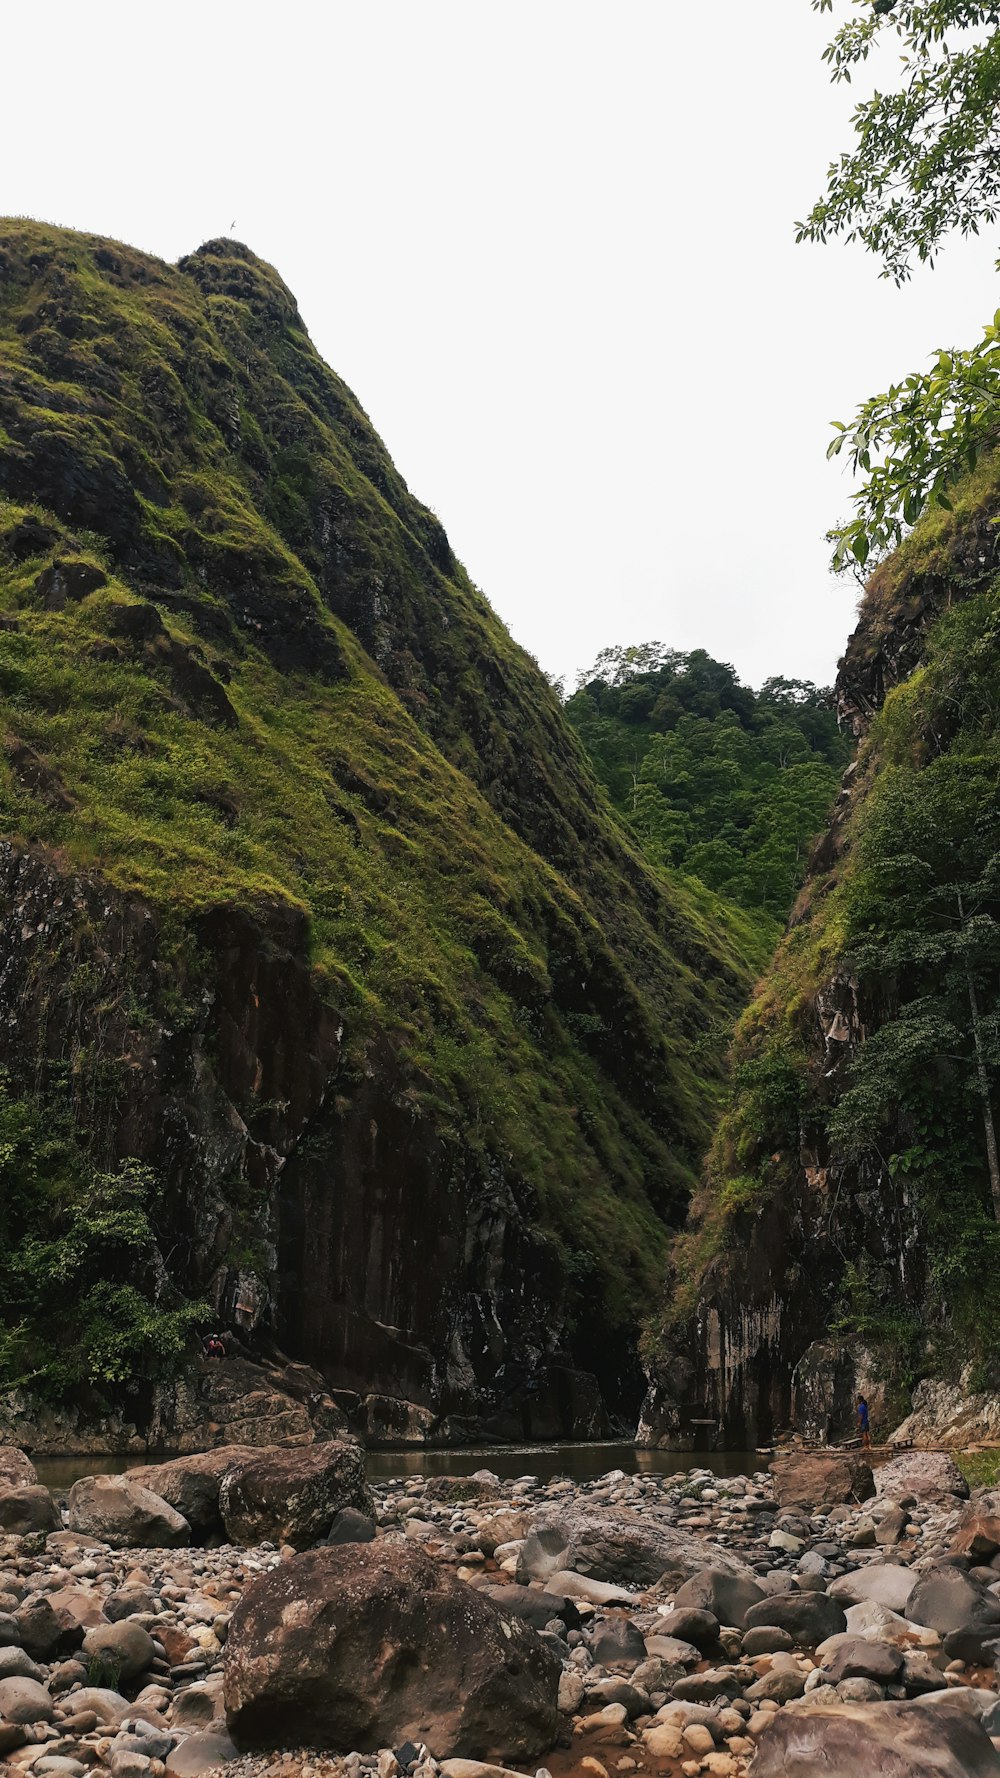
5, 1, 999, 691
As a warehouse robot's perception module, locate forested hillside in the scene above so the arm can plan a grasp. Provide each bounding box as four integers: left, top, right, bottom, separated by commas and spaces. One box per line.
565, 646, 849, 945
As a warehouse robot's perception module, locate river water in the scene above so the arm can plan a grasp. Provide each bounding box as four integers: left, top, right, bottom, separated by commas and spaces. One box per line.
34, 1441, 762, 1492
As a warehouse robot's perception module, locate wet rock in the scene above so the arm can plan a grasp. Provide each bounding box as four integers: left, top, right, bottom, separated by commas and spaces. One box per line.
218, 1440, 373, 1549
67, 1477, 190, 1549
223, 1539, 560, 1761
749, 1697, 1000, 1775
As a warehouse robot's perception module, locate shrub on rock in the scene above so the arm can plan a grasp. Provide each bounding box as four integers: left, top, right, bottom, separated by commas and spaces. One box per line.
223, 1541, 561, 1761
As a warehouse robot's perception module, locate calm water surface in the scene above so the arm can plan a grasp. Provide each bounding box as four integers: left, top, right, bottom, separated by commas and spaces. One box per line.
34, 1441, 761, 1493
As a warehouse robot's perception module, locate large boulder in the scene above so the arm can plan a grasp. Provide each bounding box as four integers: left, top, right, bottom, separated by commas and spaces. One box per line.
749, 1698, 1000, 1776
875, 1452, 969, 1504
0, 1450, 36, 1490
0, 1486, 59, 1536
906, 1566, 1000, 1638
828, 1564, 917, 1614
128, 1448, 259, 1541
218, 1440, 373, 1549
66, 1475, 190, 1548
524, 1509, 758, 1591
672, 1566, 765, 1628
952, 1512, 1000, 1561
819, 1636, 904, 1685
770, 1451, 875, 1512
82, 1621, 155, 1682
223, 1541, 560, 1761
744, 1590, 847, 1644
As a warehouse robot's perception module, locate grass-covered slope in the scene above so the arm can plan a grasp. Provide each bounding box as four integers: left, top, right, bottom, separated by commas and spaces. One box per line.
0, 222, 759, 1421
641, 453, 1000, 1444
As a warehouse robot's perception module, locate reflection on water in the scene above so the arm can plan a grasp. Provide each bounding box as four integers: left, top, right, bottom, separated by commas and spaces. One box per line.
35, 1441, 761, 1493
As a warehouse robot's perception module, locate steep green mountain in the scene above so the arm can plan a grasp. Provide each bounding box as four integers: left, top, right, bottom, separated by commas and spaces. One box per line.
0, 221, 761, 1439
639, 455, 1000, 1449
565, 648, 848, 947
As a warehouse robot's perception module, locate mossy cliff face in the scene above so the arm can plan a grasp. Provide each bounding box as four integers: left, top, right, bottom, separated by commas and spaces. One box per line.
0, 222, 758, 1440
640, 456, 1000, 1449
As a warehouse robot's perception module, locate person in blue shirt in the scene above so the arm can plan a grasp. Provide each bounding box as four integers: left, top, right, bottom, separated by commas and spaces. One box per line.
857, 1396, 871, 1450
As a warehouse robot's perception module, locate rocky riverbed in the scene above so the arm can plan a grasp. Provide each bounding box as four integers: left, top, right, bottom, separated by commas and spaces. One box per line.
0, 1442, 999, 1778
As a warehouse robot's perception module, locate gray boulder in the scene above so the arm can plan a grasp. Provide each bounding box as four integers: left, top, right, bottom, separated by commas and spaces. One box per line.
750, 1698, 1000, 1776
652, 1606, 720, 1650
82, 1622, 155, 1682
906, 1566, 1000, 1636
0, 1449, 36, 1490
67, 1476, 190, 1549
744, 1590, 847, 1644
828, 1564, 917, 1614
326, 1507, 376, 1546
820, 1636, 904, 1685
875, 1452, 969, 1504
524, 1507, 757, 1590
516, 1526, 573, 1585
0, 1675, 54, 1724
672, 1566, 765, 1628
219, 1440, 374, 1549
0, 1486, 59, 1536
128, 1447, 259, 1541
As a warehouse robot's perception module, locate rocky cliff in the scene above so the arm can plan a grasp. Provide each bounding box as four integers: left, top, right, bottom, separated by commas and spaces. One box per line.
640, 454, 1000, 1450
0, 222, 759, 1444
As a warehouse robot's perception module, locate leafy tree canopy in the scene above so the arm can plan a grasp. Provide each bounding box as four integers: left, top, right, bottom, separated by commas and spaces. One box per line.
802, 2, 1000, 567
566, 647, 849, 937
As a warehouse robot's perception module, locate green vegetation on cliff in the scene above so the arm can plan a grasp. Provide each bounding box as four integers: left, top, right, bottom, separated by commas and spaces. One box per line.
676, 449, 1000, 1392
0, 222, 760, 1403
565, 646, 848, 945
